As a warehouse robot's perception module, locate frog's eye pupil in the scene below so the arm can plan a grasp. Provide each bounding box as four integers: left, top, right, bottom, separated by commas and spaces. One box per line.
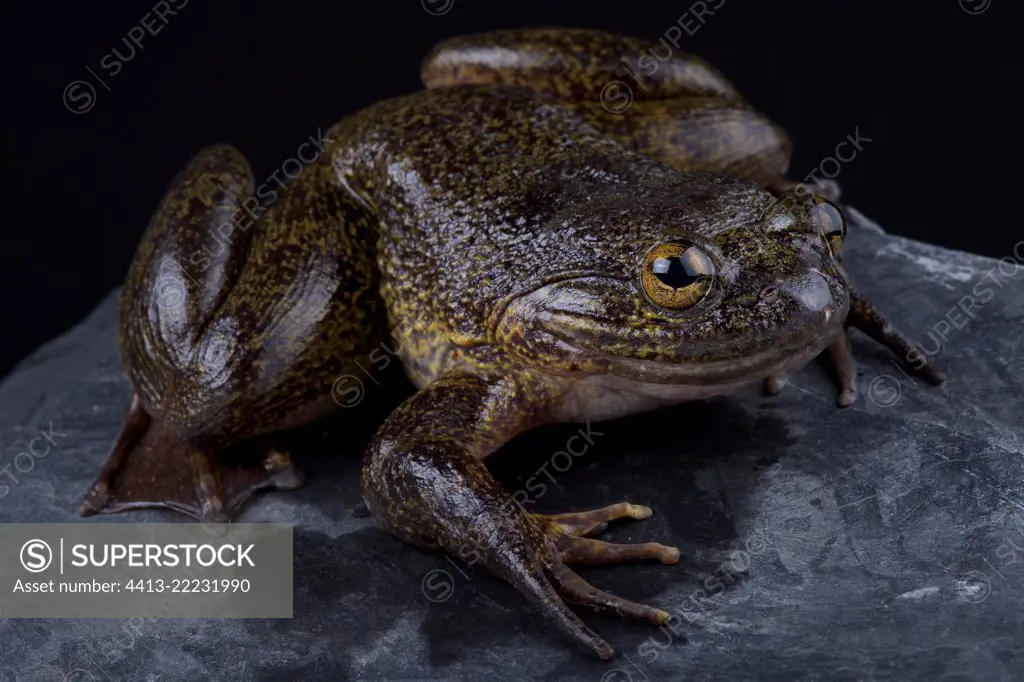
641, 244, 716, 310
651, 257, 702, 289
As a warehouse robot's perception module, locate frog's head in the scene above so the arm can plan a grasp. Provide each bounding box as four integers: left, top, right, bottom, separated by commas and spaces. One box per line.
493, 183, 850, 388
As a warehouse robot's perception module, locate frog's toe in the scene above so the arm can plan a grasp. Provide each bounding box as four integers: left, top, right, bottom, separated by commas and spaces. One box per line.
528, 503, 678, 630
557, 535, 680, 566
533, 502, 679, 565
836, 387, 857, 408
546, 561, 672, 627
536, 501, 652, 535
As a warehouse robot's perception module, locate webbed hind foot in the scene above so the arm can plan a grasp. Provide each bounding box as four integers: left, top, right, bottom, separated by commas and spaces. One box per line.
80, 393, 304, 522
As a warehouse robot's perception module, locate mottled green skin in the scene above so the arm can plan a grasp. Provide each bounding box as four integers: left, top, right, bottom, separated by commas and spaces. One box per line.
104, 28, 942, 659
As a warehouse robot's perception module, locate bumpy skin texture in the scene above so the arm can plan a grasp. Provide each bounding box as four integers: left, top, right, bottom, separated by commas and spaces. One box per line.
421, 28, 790, 186
120, 145, 385, 444
87, 28, 943, 657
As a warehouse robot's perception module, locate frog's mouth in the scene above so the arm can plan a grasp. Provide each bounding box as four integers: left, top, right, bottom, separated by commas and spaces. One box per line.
494, 275, 847, 387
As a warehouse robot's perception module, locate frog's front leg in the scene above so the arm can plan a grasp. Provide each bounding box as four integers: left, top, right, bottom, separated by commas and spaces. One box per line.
761, 193, 944, 406
363, 372, 679, 659
776, 288, 944, 408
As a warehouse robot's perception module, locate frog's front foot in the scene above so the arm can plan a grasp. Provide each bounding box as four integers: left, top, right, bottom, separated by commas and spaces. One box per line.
845, 285, 946, 386
529, 503, 679, 624
769, 318, 941, 409
823, 280, 945, 407
363, 372, 681, 659
80, 393, 304, 522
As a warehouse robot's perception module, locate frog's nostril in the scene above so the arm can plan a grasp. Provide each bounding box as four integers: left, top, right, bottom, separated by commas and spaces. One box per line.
779, 272, 833, 312
759, 286, 780, 304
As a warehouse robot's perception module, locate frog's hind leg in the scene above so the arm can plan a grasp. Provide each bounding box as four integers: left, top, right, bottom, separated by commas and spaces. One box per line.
80, 393, 303, 522
422, 28, 792, 187
84, 144, 305, 521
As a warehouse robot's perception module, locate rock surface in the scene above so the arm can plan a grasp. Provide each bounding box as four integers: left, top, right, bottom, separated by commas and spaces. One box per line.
1, 208, 1023, 681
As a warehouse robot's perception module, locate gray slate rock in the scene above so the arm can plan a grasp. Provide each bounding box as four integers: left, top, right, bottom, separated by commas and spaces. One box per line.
2, 208, 1023, 682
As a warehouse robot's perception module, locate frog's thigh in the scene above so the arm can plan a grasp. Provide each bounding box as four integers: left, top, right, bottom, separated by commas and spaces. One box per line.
148, 163, 386, 443
124, 144, 258, 326
582, 99, 791, 186
120, 144, 259, 405
422, 28, 741, 101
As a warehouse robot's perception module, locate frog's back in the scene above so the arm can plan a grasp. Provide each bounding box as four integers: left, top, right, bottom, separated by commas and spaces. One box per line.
323, 84, 765, 372
327, 85, 649, 331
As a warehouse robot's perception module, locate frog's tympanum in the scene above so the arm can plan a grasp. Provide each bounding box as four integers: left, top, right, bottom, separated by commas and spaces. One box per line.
81, 29, 944, 658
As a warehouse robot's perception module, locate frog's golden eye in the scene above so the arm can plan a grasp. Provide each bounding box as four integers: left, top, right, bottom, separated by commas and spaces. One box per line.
811, 198, 846, 258
640, 244, 716, 309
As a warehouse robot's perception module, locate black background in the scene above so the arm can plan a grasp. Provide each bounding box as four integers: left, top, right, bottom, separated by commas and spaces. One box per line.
2, 0, 1014, 377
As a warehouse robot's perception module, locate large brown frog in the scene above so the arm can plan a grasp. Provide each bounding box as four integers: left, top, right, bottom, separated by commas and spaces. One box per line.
80, 29, 942, 658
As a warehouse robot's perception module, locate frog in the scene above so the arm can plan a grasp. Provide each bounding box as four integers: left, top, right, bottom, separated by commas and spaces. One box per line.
80, 28, 943, 658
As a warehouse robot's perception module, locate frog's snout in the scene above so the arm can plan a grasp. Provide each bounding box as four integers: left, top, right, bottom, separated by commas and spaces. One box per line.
779, 271, 833, 310
772, 271, 845, 325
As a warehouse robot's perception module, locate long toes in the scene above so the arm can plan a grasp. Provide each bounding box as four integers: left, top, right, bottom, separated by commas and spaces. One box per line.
543, 502, 652, 530
539, 596, 615, 660
516, 562, 615, 659
557, 535, 680, 566
917, 363, 946, 385
545, 519, 609, 538
467, 515, 616, 659
548, 562, 670, 627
